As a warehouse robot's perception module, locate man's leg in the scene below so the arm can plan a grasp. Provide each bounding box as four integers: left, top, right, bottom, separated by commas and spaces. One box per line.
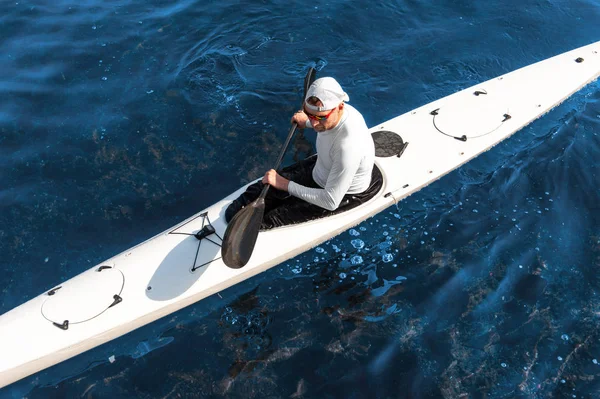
225, 156, 317, 223
260, 164, 383, 229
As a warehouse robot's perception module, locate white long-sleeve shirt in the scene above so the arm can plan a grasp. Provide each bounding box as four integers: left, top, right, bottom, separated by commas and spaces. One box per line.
287, 104, 375, 211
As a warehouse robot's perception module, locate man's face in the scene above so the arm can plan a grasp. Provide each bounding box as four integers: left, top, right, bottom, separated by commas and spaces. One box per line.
304, 104, 343, 132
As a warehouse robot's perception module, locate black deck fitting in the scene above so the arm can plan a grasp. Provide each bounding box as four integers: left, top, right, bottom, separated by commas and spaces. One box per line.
109, 294, 123, 308
195, 225, 216, 241
53, 320, 69, 330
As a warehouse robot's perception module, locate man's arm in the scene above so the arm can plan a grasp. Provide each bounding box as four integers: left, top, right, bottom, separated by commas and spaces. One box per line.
262, 169, 290, 191
288, 144, 360, 211
291, 110, 310, 129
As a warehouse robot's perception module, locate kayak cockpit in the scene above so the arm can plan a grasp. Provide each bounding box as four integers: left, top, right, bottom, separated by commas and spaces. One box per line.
257, 130, 406, 230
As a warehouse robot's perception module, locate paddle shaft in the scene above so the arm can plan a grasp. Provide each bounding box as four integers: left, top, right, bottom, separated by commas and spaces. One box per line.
221, 67, 315, 268
258, 122, 298, 201
256, 67, 314, 202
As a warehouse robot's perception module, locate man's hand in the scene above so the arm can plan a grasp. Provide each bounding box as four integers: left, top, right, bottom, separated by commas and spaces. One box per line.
291, 110, 309, 129
262, 169, 290, 191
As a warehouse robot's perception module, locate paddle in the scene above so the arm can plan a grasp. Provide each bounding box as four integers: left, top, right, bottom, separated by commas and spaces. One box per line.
222, 67, 316, 268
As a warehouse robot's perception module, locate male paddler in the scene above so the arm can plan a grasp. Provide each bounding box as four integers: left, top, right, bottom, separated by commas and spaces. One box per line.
225, 77, 377, 229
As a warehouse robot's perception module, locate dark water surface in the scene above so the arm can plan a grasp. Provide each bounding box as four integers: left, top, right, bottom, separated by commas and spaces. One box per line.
1, 0, 600, 398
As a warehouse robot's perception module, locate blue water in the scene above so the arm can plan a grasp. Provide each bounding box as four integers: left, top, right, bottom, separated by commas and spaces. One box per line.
1, 0, 600, 397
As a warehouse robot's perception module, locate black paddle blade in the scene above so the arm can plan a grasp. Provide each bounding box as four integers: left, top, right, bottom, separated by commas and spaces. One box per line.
222, 198, 265, 268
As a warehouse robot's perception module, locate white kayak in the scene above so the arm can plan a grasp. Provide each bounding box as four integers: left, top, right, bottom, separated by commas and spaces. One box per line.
1, 40, 599, 389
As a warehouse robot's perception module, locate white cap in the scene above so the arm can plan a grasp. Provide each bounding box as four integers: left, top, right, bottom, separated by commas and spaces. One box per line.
304, 77, 350, 112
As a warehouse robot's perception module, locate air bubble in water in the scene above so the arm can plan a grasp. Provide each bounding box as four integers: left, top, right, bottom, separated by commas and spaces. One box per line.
350, 255, 363, 265
351, 239, 364, 249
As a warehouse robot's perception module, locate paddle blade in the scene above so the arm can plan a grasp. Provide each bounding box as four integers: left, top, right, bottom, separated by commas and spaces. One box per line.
221, 198, 265, 268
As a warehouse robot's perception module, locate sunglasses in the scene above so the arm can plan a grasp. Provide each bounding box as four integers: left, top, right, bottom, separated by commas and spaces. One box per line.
305, 106, 336, 122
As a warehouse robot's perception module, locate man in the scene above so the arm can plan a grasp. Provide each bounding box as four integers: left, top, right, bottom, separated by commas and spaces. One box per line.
225, 77, 377, 229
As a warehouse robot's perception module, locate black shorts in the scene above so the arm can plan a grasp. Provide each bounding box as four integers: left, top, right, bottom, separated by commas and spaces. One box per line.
228, 156, 383, 230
